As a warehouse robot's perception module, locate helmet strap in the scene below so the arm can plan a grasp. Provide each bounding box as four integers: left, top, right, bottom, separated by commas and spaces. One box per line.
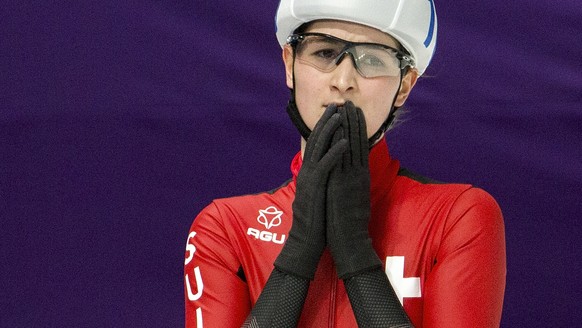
286, 93, 312, 141
367, 70, 405, 147
286, 49, 312, 141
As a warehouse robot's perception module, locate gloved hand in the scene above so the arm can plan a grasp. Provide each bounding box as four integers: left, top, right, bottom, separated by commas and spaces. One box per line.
274, 105, 348, 280
326, 102, 382, 279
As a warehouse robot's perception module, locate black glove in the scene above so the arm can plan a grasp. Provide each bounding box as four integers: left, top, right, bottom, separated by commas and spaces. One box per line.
326, 102, 382, 279
274, 105, 348, 280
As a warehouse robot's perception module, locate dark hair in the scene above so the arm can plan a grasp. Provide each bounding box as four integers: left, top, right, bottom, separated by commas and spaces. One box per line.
293, 22, 314, 35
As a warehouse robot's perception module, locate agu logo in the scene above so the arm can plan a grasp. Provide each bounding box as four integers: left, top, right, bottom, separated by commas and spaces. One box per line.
257, 206, 283, 229
247, 206, 286, 244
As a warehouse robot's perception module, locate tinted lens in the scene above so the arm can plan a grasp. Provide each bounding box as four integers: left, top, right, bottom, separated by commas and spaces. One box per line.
351, 45, 401, 77
295, 35, 345, 71
294, 34, 402, 78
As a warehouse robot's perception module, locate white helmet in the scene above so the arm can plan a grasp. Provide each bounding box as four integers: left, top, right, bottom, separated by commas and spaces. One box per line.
275, 0, 437, 75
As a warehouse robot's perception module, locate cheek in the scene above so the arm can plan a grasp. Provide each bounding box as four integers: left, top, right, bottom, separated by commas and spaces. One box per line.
293, 70, 326, 130
360, 79, 400, 137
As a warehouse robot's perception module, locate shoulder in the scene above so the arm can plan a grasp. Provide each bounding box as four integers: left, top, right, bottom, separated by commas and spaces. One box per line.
396, 167, 499, 201
192, 179, 295, 230
393, 167, 473, 206
447, 187, 504, 239
213, 178, 294, 214
392, 168, 505, 266
393, 167, 503, 229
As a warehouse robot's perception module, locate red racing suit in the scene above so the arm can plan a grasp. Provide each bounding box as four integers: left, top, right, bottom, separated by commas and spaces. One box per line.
184, 139, 506, 327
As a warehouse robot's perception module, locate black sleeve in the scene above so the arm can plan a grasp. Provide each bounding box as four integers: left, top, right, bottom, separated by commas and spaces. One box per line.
241, 268, 309, 328
344, 267, 414, 328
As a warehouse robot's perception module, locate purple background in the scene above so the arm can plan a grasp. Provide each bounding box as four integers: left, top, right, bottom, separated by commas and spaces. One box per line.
2, 1, 581, 326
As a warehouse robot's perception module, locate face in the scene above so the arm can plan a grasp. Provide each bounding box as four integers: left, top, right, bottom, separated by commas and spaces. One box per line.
283, 20, 418, 145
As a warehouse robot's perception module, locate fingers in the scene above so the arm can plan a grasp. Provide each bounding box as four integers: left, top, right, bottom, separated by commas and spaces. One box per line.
330, 124, 344, 147
319, 137, 348, 172
310, 112, 342, 163
326, 126, 346, 173
338, 107, 350, 170
341, 101, 369, 168
304, 104, 339, 161
355, 107, 369, 167
302, 101, 369, 168
346, 101, 360, 167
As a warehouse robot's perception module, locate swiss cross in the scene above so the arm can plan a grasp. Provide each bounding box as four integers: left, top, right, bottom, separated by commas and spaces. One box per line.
385, 256, 421, 305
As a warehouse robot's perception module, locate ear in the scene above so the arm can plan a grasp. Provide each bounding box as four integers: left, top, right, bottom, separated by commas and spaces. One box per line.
282, 45, 295, 89
394, 69, 419, 107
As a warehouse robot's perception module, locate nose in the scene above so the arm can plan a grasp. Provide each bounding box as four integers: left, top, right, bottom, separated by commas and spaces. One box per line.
330, 52, 358, 93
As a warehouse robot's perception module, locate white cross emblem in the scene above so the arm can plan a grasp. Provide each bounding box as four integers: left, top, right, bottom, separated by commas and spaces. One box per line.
385, 256, 421, 305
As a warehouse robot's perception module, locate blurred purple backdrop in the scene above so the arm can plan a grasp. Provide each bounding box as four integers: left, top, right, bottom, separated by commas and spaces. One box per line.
1, 1, 581, 326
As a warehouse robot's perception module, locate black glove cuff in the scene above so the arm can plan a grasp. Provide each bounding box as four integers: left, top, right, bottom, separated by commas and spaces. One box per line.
331, 238, 382, 279
274, 236, 323, 280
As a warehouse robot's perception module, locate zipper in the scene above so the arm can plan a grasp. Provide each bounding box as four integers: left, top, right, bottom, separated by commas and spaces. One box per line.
328, 267, 337, 327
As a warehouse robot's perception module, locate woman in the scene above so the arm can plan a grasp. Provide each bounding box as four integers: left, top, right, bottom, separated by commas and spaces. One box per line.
185, 0, 506, 326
